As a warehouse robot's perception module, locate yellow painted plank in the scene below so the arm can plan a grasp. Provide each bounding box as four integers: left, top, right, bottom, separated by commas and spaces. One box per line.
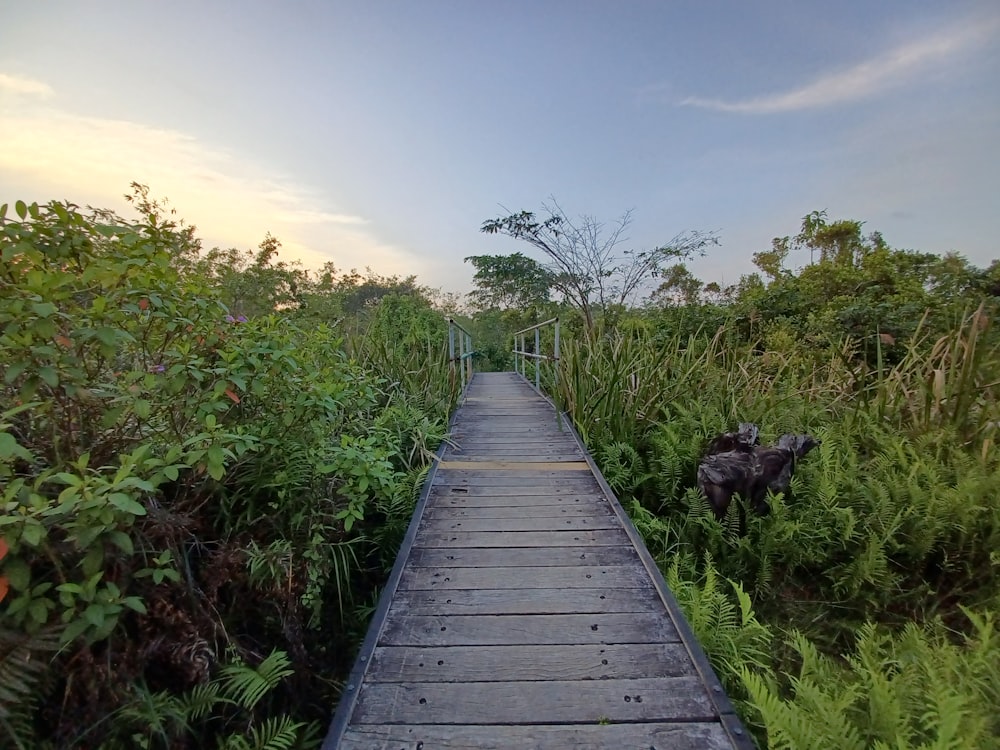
437, 460, 590, 471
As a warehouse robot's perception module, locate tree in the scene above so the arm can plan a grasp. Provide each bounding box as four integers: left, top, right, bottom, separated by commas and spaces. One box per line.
481, 198, 717, 334
463, 252, 552, 312
650, 263, 705, 306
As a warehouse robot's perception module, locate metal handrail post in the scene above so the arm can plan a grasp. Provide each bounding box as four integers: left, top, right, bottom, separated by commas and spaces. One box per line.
465, 333, 473, 386
447, 317, 474, 390
534, 328, 541, 390
554, 318, 560, 388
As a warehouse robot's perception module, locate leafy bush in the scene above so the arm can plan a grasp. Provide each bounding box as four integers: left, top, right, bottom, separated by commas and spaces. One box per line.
0, 197, 452, 748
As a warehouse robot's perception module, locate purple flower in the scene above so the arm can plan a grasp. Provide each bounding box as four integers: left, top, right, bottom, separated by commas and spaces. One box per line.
150, 364, 166, 374
225, 315, 236, 323
236, 315, 248, 323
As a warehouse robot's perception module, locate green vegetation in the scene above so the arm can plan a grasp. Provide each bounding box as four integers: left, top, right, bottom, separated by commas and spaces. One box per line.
4, 187, 998, 749
0, 190, 457, 748
508, 209, 999, 749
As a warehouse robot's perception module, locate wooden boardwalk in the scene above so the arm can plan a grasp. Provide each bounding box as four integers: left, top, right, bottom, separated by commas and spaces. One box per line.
324, 372, 752, 749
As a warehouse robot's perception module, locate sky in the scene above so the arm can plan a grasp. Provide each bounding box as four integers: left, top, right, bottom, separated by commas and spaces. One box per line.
2, 1, 998, 297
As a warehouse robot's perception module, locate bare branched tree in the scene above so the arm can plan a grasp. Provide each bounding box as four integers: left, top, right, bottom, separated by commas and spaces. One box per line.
481, 198, 717, 334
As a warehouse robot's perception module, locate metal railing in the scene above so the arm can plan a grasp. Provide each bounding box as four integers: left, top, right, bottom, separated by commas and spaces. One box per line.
447, 317, 474, 389
512, 317, 560, 393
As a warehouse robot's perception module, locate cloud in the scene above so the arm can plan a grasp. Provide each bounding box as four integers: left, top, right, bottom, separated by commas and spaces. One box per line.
0, 94, 424, 277
0, 72, 53, 98
680, 17, 1000, 114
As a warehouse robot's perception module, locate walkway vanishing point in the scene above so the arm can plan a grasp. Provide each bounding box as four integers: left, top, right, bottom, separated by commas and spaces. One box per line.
323, 372, 753, 749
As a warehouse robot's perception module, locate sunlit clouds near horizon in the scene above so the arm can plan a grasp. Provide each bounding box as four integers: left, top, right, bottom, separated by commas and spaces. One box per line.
0, 73, 425, 280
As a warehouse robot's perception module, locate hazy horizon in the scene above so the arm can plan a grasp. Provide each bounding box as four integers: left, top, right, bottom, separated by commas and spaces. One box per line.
2, 1, 998, 296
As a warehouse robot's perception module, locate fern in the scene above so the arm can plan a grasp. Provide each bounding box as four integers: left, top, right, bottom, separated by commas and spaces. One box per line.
742, 612, 1000, 750
222, 715, 306, 750
220, 650, 295, 712
0, 624, 61, 750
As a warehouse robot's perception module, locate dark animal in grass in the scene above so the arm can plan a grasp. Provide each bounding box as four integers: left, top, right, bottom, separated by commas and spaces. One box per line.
703, 422, 760, 456
698, 426, 820, 522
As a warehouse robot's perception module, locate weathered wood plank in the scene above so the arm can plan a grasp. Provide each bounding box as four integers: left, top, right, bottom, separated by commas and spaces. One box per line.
432, 475, 601, 486
367, 643, 695, 682
431, 488, 604, 502
352, 676, 714, 724
391, 586, 660, 615
399, 565, 648, 590
437, 461, 590, 471
381, 613, 680, 646
435, 468, 597, 478
414, 529, 629, 547
417, 515, 621, 532
423, 504, 611, 519
408, 545, 639, 567
443, 454, 586, 463
339, 722, 734, 750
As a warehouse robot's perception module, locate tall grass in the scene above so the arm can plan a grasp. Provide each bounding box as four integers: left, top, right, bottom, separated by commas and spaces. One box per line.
552, 314, 1000, 748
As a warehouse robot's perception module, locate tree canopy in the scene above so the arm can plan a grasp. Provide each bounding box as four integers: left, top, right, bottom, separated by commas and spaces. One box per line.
481, 199, 717, 334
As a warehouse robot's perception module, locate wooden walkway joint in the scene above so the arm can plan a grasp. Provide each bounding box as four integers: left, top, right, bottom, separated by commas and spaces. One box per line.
324, 372, 752, 749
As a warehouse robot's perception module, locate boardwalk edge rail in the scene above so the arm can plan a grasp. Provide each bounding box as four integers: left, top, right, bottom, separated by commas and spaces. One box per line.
520, 373, 757, 750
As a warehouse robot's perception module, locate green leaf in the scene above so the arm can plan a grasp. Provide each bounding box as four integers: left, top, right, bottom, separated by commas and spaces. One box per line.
29, 599, 49, 625
4, 361, 28, 384
107, 531, 134, 554
30, 302, 58, 318
61, 617, 91, 644
15, 200, 27, 219
0, 432, 32, 462
83, 604, 105, 628
123, 597, 147, 614
82, 545, 104, 577
134, 399, 151, 420
4, 557, 31, 591
107, 492, 146, 516
95, 327, 119, 347
20, 521, 45, 547
38, 366, 58, 388
207, 461, 224, 481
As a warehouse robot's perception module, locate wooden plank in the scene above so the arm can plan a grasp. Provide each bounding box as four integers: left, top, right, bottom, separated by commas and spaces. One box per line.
408, 545, 639, 567
417, 515, 621, 532
352, 676, 714, 724
430, 486, 604, 500
398, 565, 648, 591
432, 497, 606, 508
414, 529, 629, 547
443, 454, 586, 463
381, 613, 680, 646
423, 504, 611, 519
437, 461, 590, 471
432, 475, 600, 486
367, 643, 695, 682
432, 498, 605, 509
391, 586, 660, 615
340, 722, 734, 750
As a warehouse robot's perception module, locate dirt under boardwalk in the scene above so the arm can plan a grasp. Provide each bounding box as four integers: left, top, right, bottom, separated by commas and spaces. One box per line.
324, 372, 751, 750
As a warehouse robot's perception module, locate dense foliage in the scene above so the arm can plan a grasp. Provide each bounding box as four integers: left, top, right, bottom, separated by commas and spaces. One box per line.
539, 213, 1000, 748
0, 194, 457, 748
5, 190, 998, 749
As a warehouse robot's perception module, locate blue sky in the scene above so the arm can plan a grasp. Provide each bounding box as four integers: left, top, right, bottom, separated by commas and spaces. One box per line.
2, 1, 998, 297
